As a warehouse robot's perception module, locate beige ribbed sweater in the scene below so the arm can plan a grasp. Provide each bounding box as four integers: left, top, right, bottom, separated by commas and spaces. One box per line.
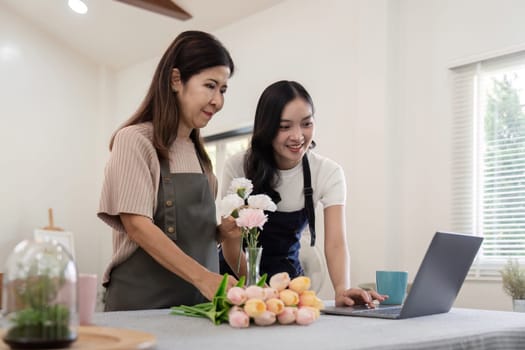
97, 122, 217, 284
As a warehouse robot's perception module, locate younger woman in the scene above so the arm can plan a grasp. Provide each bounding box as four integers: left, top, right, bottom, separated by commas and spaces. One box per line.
221, 81, 385, 307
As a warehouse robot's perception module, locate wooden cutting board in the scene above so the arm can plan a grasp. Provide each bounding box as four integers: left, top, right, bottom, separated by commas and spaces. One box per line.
0, 326, 156, 350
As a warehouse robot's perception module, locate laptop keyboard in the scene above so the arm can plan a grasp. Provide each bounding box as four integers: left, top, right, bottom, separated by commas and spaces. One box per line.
353, 306, 402, 315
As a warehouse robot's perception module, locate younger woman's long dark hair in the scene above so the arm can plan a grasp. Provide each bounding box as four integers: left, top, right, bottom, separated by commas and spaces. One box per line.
245, 80, 314, 203
110, 30, 234, 173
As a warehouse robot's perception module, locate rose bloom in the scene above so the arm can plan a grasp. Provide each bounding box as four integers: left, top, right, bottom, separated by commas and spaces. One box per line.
254, 311, 276, 326
245, 285, 265, 300
269, 272, 291, 291
228, 308, 249, 328
263, 287, 279, 300
229, 178, 253, 199
279, 289, 299, 306
277, 306, 297, 325
243, 298, 267, 318
289, 276, 311, 294
236, 208, 268, 229
220, 194, 244, 217
247, 194, 277, 212
227, 286, 247, 306
296, 307, 317, 325
266, 298, 285, 315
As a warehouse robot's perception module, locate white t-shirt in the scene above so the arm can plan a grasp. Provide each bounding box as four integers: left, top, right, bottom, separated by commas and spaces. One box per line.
222, 150, 346, 212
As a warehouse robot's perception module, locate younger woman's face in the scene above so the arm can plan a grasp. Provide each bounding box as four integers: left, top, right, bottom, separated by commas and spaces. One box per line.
172, 65, 230, 137
272, 97, 314, 170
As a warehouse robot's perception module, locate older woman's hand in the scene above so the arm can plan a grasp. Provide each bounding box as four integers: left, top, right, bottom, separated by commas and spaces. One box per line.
335, 288, 388, 308
196, 271, 238, 301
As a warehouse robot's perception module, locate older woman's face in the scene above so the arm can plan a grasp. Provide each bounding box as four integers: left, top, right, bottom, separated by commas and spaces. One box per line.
173, 65, 230, 136
272, 97, 314, 170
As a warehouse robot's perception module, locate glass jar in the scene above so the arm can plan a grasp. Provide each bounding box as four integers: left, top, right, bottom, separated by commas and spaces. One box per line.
2, 239, 78, 349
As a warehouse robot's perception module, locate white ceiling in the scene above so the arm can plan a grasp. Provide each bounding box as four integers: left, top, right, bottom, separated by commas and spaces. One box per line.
2, 0, 285, 69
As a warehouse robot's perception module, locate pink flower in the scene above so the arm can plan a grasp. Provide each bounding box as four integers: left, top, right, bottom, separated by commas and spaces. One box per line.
313, 297, 324, 310
254, 311, 276, 326
277, 307, 297, 324
269, 272, 291, 291
289, 276, 311, 294
244, 298, 266, 318
245, 285, 265, 300
263, 287, 279, 300
298, 290, 317, 307
228, 308, 249, 328
266, 298, 285, 315
236, 208, 268, 229
227, 287, 247, 306
296, 307, 317, 325
279, 289, 299, 306
303, 306, 321, 319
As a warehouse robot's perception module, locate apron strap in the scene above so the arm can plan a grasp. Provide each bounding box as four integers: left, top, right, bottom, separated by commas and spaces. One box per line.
302, 155, 316, 246
159, 157, 177, 239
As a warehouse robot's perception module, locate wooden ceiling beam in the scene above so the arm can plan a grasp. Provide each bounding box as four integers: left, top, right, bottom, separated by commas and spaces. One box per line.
114, 0, 192, 20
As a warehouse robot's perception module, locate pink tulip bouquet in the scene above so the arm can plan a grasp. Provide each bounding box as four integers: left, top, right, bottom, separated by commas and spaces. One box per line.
227, 272, 324, 328
170, 272, 324, 328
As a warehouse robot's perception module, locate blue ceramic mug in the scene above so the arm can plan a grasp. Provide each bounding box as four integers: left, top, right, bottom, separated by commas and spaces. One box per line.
376, 270, 408, 305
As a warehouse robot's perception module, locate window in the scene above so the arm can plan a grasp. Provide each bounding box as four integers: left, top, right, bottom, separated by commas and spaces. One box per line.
204, 127, 252, 195
451, 52, 525, 278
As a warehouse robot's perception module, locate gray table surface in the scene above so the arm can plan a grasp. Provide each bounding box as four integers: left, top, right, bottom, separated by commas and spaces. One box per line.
92, 307, 525, 349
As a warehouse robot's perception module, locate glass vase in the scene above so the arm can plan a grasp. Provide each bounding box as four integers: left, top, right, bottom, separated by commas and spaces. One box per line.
245, 247, 263, 286
2, 239, 78, 349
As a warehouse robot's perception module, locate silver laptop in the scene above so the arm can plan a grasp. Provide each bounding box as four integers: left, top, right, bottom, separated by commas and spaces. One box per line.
322, 231, 483, 319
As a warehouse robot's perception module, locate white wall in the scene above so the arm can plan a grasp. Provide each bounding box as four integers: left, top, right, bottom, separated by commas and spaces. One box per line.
210, 0, 525, 309
208, 0, 393, 301
391, 0, 525, 311
3, 0, 525, 311
0, 5, 109, 282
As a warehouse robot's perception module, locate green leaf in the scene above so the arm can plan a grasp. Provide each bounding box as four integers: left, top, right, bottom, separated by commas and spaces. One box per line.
257, 273, 268, 287
214, 273, 229, 299
236, 275, 246, 288
170, 273, 235, 325
237, 188, 246, 199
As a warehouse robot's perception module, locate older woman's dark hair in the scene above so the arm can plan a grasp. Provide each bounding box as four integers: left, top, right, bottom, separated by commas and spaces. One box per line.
110, 30, 234, 173
245, 80, 314, 203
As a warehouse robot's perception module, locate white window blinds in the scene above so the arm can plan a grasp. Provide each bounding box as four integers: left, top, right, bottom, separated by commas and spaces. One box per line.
451, 52, 525, 278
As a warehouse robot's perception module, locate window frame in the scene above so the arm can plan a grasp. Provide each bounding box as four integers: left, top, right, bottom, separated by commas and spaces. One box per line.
451, 51, 525, 279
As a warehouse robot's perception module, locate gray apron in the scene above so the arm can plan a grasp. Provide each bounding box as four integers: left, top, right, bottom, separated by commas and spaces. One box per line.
104, 157, 218, 311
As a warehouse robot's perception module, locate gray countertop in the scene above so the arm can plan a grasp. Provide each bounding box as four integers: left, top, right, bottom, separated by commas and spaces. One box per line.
92, 307, 525, 349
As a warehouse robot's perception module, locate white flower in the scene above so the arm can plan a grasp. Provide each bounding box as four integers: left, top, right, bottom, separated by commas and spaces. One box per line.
221, 177, 277, 250
220, 194, 245, 217
228, 177, 253, 199
247, 194, 277, 212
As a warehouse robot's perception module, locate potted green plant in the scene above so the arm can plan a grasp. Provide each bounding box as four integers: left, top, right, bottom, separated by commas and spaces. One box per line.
4, 275, 73, 347
500, 259, 525, 312
3, 240, 77, 349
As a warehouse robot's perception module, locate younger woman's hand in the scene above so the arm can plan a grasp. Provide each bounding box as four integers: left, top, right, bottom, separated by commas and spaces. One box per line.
217, 216, 242, 242
335, 288, 388, 308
